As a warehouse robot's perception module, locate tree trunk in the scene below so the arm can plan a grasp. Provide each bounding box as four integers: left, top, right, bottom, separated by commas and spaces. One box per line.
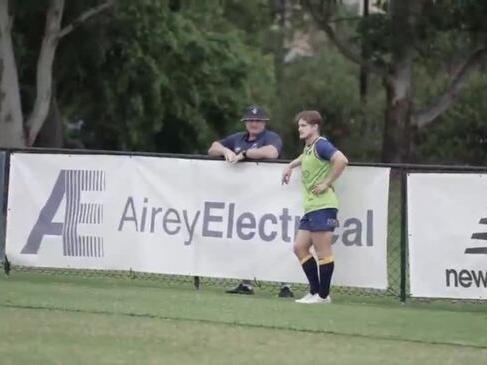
25, 0, 113, 146
304, 0, 485, 162
273, 0, 286, 96
0, 0, 112, 148
0, 0, 24, 148
26, 0, 65, 146
359, 0, 369, 104
34, 94, 64, 148
380, 0, 418, 162
381, 66, 413, 162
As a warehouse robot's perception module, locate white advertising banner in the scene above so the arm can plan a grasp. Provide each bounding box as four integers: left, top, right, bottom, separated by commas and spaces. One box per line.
408, 173, 487, 299
6, 153, 390, 289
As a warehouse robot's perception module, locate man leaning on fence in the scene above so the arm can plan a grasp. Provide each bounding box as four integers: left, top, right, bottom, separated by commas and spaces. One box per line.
208, 105, 294, 298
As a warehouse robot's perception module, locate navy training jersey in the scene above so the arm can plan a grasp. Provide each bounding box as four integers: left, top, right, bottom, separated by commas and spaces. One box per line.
314, 137, 337, 160
219, 130, 283, 156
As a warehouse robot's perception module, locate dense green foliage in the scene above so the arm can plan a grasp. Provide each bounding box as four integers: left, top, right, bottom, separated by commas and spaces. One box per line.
7, 0, 487, 163
54, 0, 275, 152
417, 73, 487, 164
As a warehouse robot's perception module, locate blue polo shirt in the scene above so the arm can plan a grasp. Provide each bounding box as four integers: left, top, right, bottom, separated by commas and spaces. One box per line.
219, 130, 283, 156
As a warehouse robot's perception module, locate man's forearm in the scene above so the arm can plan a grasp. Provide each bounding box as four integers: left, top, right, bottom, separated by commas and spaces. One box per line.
208, 142, 227, 157
245, 145, 279, 159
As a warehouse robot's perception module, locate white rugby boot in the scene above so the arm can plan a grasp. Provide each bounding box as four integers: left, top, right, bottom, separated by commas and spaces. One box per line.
307, 294, 332, 304
295, 293, 318, 303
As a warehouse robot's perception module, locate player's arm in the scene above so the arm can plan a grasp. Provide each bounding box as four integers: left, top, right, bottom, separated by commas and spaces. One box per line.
312, 150, 348, 194
322, 151, 348, 186
281, 156, 302, 185
288, 156, 302, 169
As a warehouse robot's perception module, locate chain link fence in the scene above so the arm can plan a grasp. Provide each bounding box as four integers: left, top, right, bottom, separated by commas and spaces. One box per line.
0, 150, 486, 304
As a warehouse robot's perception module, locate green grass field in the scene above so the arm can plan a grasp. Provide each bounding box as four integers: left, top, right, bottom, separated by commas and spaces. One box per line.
1, 272, 486, 365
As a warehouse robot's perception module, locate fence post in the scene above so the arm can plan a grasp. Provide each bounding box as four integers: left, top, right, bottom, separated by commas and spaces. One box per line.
0, 151, 6, 265
400, 168, 408, 302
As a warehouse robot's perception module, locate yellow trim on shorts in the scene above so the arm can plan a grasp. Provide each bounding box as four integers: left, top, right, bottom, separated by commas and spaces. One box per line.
319, 256, 334, 265
300, 254, 313, 265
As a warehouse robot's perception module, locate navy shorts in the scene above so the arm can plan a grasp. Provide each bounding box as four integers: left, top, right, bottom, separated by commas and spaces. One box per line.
298, 208, 338, 232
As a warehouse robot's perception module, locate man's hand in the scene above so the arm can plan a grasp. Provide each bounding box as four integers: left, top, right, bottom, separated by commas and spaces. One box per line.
281, 165, 293, 185
223, 148, 237, 162
230, 152, 246, 164
311, 181, 330, 195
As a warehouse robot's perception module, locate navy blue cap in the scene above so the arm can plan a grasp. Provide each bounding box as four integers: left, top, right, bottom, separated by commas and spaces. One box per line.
240, 105, 269, 121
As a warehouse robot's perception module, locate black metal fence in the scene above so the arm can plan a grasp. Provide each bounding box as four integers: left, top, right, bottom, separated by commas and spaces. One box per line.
0, 151, 5, 264
1, 148, 486, 303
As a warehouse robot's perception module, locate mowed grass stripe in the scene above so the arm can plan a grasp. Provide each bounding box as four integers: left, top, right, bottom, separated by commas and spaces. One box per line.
1, 306, 487, 365
1, 302, 486, 351
2, 273, 486, 349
